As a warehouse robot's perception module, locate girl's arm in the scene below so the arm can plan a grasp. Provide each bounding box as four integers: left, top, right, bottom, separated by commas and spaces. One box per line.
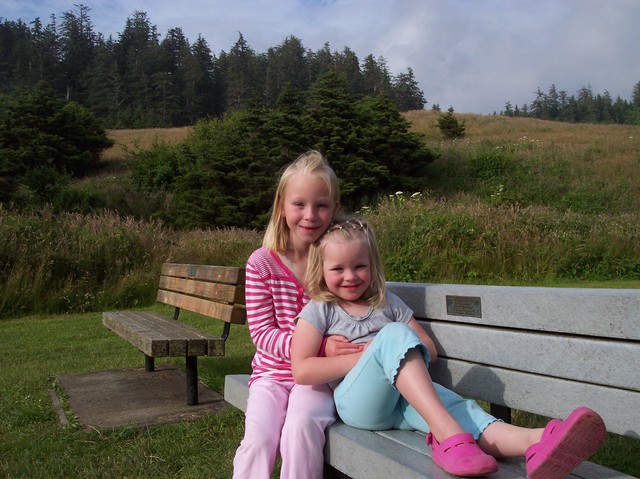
245, 265, 293, 359
291, 318, 362, 385
407, 317, 439, 362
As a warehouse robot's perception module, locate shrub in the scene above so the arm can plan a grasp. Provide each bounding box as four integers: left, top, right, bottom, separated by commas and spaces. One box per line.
437, 107, 466, 139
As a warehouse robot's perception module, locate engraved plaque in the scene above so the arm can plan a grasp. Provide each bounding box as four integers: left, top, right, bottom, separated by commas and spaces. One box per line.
446, 295, 482, 318
188, 265, 197, 276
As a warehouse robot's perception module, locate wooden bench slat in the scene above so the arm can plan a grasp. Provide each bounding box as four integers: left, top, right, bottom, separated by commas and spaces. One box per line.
161, 263, 245, 284
103, 311, 170, 357
156, 290, 246, 324
102, 311, 225, 357
158, 275, 245, 304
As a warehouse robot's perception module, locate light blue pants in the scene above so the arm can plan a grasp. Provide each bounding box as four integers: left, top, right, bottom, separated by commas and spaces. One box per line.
333, 322, 497, 439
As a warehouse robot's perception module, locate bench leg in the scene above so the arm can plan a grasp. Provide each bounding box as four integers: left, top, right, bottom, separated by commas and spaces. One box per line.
490, 403, 512, 423
145, 354, 155, 372
185, 355, 198, 406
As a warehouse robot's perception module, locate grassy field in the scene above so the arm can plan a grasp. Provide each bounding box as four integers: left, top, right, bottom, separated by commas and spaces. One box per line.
1, 307, 638, 478
1, 112, 639, 477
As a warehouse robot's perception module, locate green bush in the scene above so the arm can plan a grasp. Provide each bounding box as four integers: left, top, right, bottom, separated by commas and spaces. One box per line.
129, 72, 436, 229
437, 107, 466, 139
0, 82, 113, 206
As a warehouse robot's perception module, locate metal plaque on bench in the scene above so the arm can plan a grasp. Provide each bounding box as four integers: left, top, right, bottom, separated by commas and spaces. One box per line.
446, 295, 482, 318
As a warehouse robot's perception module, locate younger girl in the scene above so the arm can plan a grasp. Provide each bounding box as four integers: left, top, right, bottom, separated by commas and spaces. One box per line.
291, 218, 606, 478
233, 150, 345, 479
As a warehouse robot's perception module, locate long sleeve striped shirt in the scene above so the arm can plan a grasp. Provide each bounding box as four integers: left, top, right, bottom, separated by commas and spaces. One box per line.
245, 247, 309, 385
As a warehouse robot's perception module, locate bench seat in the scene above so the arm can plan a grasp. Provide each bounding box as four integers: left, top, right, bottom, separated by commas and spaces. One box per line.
102, 311, 225, 358
224, 375, 629, 479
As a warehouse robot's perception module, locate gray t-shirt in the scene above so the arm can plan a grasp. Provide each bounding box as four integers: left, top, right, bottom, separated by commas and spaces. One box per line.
298, 291, 413, 344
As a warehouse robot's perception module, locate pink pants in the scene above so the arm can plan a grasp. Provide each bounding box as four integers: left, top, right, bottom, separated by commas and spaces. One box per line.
232, 378, 336, 479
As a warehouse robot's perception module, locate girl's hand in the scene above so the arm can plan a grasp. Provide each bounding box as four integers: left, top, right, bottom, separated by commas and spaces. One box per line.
324, 335, 364, 357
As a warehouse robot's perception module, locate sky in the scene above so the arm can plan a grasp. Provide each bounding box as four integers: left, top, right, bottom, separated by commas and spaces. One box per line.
2, 0, 640, 114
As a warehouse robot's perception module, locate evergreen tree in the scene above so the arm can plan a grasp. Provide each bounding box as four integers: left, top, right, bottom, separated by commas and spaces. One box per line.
361, 54, 392, 96
222, 33, 261, 111
632, 81, 640, 108
307, 42, 334, 84
392, 67, 426, 111
83, 38, 122, 125
114, 11, 160, 126
264, 35, 308, 107
59, 4, 96, 102
0, 81, 113, 204
185, 35, 222, 121
334, 47, 363, 97
437, 107, 466, 140
355, 94, 434, 194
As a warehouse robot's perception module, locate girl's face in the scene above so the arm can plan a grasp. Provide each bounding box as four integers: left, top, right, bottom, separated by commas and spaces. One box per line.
281, 173, 335, 248
322, 237, 371, 304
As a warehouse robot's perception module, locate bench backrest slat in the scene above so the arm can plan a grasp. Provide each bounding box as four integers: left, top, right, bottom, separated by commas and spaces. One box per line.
429, 359, 640, 438
161, 263, 246, 285
427, 322, 635, 390
157, 263, 246, 325
389, 282, 640, 340
388, 282, 640, 439
159, 276, 245, 304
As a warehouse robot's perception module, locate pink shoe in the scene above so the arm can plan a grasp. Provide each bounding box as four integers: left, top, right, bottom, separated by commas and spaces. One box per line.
525, 407, 606, 479
426, 432, 499, 477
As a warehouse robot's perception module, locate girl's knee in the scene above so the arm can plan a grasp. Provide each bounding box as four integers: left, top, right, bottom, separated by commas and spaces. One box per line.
376, 322, 420, 348
378, 321, 412, 338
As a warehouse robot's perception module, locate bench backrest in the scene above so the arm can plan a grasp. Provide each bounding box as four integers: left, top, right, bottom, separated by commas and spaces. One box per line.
158, 263, 246, 324
387, 282, 640, 439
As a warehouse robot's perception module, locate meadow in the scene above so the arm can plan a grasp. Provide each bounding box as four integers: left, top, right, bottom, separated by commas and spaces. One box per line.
0, 111, 638, 477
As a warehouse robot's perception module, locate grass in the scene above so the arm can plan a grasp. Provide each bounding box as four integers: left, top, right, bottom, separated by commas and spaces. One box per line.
1, 306, 639, 478
0, 306, 253, 479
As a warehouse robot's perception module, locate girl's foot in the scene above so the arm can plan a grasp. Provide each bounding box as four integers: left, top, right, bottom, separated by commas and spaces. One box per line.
427, 432, 499, 477
525, 407, 606, 479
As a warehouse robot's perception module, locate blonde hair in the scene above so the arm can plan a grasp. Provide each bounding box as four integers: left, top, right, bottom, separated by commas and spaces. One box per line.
306, 217, 387, 308
263, 150, 340, 254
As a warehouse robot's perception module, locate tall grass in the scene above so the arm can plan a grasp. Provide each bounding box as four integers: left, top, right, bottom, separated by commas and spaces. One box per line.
368, 193, 640, 284
406, 111, 640, 214
0, 206, 261, 318
1, 194, 638, 318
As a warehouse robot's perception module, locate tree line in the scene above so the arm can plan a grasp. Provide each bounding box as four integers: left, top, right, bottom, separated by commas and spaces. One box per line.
501, 82, 640, 124
0, 5, 426, 129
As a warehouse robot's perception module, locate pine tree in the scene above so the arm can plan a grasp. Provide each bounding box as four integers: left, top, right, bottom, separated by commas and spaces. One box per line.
437, 107, 466, 140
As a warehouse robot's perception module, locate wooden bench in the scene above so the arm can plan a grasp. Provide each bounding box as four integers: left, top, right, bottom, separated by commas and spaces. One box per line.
103, 263, 246, 405
224, 282, 639, 478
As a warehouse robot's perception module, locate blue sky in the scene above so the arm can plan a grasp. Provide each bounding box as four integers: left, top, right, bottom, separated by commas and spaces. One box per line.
2, 0, 639, 114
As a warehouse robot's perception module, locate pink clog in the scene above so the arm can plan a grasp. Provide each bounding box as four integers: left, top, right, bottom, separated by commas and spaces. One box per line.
525, 407, 606, 479
427, 432, 499, 477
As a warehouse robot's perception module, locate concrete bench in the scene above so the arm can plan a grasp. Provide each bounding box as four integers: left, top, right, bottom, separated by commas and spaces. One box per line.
224, 282, 639, 478
103, 263, 246, 405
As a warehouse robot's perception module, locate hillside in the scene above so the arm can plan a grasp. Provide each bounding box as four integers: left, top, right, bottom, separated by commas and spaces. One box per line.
101, 112, 640, 216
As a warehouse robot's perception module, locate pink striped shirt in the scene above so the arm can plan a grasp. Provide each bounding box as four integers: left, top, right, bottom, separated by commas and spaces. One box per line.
245, 247, 309, 385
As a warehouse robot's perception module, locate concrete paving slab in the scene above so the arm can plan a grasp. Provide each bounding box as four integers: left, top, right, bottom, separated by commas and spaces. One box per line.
55, 365, 229, 431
